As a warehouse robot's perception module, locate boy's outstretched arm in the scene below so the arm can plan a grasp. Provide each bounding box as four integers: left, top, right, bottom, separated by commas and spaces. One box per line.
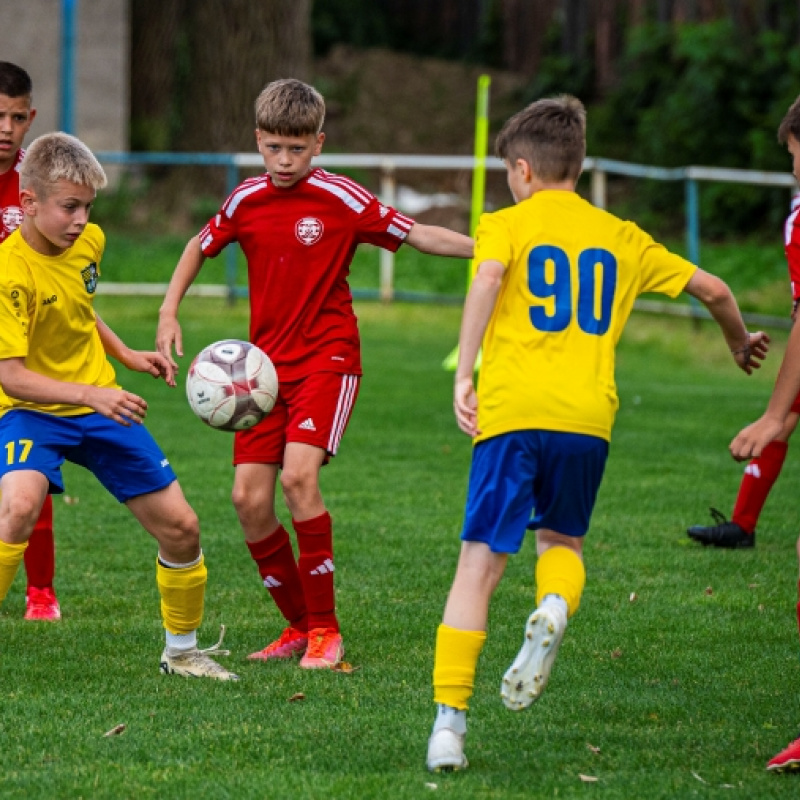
405, 223, 474, 258
156, 235, 207, 368
454, 259, 505, 437
96, 314, 177, 386
683, 268, 769, 374
731, 320, 800, 460
0, 357, 148, 427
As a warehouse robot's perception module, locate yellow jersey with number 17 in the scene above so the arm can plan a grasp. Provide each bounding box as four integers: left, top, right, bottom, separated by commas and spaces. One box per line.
473, 190, 696, 444
0, 223, 119, 417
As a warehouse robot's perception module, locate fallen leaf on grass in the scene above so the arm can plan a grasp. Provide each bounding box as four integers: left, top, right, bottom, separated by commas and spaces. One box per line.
586, 743, 601, 754
288, 693, 306, 702
424, 783, 438, 790
579, 774, 598, 783
704, 586, 713, 595
63, 495, 79, 505
629, 592, 638, 602
331, 661, 361, 674
610, 648, 622, 659
103, 723, 126, 737
691, 771, 707, 784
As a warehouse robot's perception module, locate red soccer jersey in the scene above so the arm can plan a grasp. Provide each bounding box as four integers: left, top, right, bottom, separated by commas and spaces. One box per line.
0, 149, 24, 244
786, 193, 800, 303
199, 167, 415, 381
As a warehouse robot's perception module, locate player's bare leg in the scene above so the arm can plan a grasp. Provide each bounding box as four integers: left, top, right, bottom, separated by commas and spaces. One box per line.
428, 542, 506, 771
501, 531, 583, 711
127, 482, 238, 681
0, 471, 48, 607
281, 443, 343, 668
234, 462, 309, 660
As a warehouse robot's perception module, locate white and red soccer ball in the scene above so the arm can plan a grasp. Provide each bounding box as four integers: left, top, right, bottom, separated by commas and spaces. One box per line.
186, 339, 278, 431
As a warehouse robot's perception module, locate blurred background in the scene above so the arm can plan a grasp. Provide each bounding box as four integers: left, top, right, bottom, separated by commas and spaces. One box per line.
2, 1, 799, 302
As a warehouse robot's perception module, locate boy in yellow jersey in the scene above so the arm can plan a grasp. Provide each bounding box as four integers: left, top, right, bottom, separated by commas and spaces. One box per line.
0, 61, 61, 621
426, 95, 769, 772
0, 132, 237, 680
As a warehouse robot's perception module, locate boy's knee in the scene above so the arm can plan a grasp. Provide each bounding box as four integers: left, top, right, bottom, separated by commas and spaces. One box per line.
0, 493, 43, 540
166, 507, 200, 549
279, 467, 315, 502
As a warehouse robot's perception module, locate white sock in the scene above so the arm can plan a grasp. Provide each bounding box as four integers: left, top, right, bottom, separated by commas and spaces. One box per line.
433, 704, 467, 735
165, 630, 198, 652
540, 593, 569, 622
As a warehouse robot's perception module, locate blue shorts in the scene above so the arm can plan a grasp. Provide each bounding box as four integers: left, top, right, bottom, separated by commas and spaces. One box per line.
461, 430, 608, 554
0, 410, 177, 503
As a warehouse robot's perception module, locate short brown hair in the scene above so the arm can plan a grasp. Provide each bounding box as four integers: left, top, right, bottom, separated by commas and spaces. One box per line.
254, 78, 325, 136
20, 132, 107, 198
778, 94, 800, 145
0, 61, 32, 99
495, 95, 586, 183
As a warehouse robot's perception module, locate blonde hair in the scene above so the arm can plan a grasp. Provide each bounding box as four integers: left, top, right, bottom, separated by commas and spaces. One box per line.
20, 132, 107, 197
495, 95, 586, 183
254, 78, 325, 136
778, 94, 800, 145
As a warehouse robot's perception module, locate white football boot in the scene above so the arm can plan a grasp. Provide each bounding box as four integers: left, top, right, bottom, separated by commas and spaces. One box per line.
501, 604, 567, 711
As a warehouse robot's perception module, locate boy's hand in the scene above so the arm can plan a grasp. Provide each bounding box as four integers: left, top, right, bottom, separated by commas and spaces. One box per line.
454, 376, 480, 436
731, 331, 769, 374
122, 350, 178, 387
156, 315, 183, 374
730, 414, 784, 461
85, 386, 148, 427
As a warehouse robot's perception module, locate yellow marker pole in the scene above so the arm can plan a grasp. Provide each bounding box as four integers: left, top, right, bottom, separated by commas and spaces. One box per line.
443, 74, 491, 371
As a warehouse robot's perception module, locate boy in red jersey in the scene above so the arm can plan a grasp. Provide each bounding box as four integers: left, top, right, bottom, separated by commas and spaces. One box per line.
687, 191, 800, 549
731, 93, 800, 774
157, 78, 474, 669
0, 61, 60, 621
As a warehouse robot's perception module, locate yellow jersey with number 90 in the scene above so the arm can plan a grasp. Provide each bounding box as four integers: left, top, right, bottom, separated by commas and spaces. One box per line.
0, 223, 118, 417
473, 190, 696, 444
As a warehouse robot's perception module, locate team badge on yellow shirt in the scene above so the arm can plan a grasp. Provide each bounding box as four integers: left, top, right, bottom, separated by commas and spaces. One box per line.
81, 262, 98, 294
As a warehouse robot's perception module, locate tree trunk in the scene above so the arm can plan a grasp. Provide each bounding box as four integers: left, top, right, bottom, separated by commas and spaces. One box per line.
130, 0, 186, 151
500, 0, 559, 76
180, 0, 312, 153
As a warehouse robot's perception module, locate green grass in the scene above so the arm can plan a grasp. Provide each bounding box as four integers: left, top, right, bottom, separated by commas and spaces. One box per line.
3, 297, 800, 798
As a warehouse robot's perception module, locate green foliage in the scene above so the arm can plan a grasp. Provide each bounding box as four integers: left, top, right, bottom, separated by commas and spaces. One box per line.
3, 298, 800, 797
586, 21, 800, 237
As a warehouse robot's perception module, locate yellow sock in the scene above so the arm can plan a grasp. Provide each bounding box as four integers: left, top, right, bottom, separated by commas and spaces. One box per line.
535, 546, 586, 617
432, 623, 487, 711
0, 540, 27, 605
156, 554, 207, 635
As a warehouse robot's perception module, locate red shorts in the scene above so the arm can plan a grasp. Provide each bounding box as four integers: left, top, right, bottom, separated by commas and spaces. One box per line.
233, 372, 360, 466
792, 392, 800, 415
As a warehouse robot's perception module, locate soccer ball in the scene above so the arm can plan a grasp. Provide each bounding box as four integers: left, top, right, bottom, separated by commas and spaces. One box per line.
186, 339, 278, 431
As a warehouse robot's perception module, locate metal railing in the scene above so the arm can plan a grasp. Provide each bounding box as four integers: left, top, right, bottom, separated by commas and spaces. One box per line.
96, 151, 798, 309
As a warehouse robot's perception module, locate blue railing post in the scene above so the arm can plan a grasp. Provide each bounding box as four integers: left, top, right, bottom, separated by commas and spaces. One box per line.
60, 0, 78, 133
685, 176, 702, 324
225, 160, 239, 305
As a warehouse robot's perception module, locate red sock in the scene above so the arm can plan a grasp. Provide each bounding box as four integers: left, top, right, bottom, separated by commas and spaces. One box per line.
24, 496, 55, 591
731, 440, 788, 533
295, 512, 338, 632
246, 525, 307, 632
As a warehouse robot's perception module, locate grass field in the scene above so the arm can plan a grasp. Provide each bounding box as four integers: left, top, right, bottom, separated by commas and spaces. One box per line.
3, 297, 800, 798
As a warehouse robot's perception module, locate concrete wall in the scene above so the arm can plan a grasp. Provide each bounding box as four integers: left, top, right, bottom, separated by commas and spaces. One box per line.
0, 0, 129, 153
